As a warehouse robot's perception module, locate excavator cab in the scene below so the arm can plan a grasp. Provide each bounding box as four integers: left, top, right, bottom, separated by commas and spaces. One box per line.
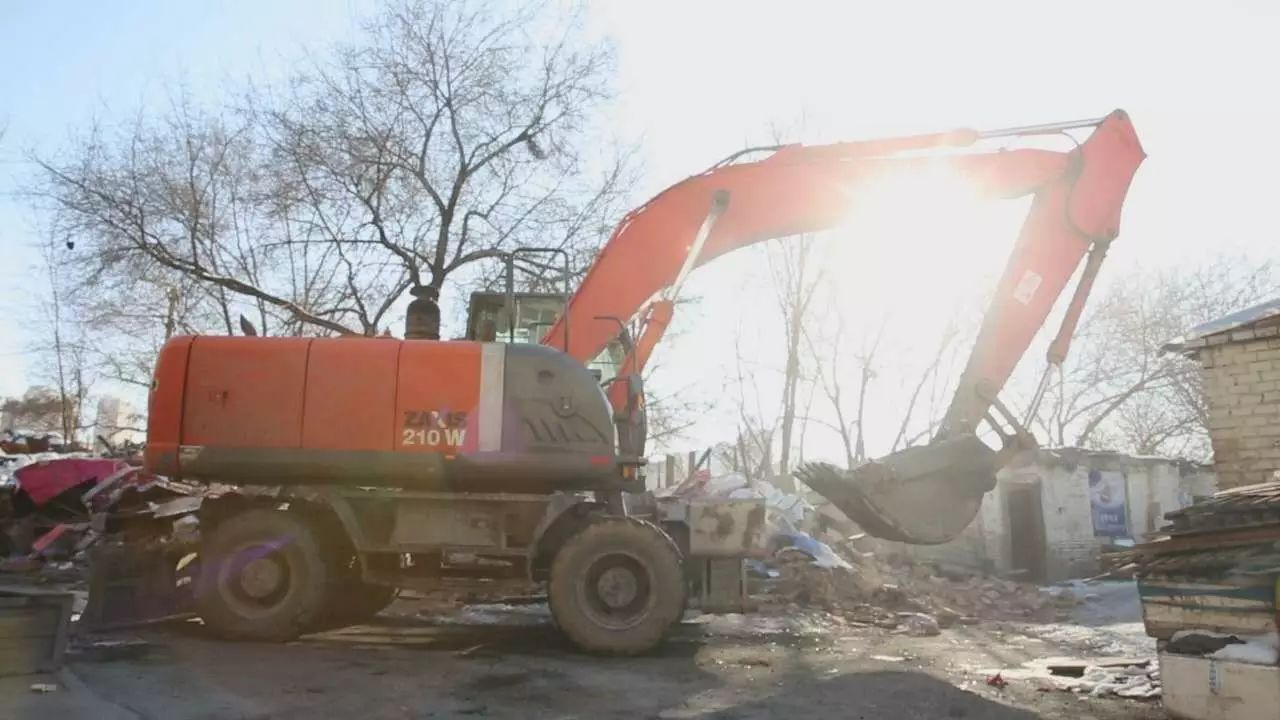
463, 252, 642, 459
464, 290, 629, 383
465, 291, 565, 344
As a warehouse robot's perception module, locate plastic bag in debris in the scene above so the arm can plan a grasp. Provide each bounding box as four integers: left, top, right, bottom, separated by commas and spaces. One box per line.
679, 472, 816, 527
698, 473, 749, 498
728, 483, 814, 526
773, 530, 852, 570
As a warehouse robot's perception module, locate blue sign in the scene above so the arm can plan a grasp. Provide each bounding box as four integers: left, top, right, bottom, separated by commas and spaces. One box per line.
1088, 469, 1129, 538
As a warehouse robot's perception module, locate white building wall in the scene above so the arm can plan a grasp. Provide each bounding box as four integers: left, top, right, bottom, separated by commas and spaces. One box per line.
883, 449, 1216, 581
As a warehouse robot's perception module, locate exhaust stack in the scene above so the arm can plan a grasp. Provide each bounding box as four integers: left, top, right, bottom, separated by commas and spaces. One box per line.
405, 286, 440, 340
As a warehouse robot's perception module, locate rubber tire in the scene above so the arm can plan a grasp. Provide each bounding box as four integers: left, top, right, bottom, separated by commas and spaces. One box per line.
195, 509, 331, 642
548, 518, 685, 656
336, 582, 396, 623
312, 582, 397, 631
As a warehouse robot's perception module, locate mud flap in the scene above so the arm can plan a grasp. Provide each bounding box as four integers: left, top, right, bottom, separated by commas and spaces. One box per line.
795, 435, 998, 545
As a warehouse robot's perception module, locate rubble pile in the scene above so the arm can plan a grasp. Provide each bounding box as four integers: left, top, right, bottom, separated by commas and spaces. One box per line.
673, 471, 1075, 630
1, 455, 201, 627
762, 545, 1068, 629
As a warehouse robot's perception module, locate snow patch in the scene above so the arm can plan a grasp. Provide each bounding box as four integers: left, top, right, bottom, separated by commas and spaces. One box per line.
1207, 631, 1280, 666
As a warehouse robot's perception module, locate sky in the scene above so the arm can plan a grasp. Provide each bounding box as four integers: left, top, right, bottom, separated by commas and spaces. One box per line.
2, 1, 1279, 457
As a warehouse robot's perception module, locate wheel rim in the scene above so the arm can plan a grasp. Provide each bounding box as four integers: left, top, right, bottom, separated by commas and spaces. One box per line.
240, 557, 284, 599
579, 551, 654, 630
217, 540, 294, 617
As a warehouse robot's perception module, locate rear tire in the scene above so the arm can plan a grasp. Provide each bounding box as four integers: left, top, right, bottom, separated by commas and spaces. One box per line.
313, 581, 396, 630
548, 518, 685, 655
195, 509, 330, 642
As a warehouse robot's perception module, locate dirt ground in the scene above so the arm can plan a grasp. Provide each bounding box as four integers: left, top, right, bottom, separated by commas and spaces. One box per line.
4, 581, 1167, 720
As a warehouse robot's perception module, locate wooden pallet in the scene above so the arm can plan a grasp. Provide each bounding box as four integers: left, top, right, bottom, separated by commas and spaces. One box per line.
1164, 482, 1280, 535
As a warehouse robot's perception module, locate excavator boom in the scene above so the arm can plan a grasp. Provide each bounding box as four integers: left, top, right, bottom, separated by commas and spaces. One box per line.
543, 111, 1144, 544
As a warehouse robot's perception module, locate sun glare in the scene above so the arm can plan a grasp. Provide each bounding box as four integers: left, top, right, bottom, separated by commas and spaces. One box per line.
830, 160, 1016, 314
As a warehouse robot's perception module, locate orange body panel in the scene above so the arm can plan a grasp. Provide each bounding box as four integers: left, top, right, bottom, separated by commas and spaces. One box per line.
303, 338, 399, 451
144, 336, 624, 492
144, 336, 193, 473
395, 342, 482, 454
182, 336, 310, 448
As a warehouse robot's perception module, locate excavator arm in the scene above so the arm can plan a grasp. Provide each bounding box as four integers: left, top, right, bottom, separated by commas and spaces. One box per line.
543, 110, 1144, 544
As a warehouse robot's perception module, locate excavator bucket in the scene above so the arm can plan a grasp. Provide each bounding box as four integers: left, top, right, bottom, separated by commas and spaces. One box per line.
795, 435, 999, 545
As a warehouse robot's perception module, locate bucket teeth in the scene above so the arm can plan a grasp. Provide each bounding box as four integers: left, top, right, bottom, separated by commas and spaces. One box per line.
794, 462, 916, 542
794, 435, 998, 545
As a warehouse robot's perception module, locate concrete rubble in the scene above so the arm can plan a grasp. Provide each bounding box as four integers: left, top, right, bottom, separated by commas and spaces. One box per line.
670, 472, 1094, 632
671, 472, 1165, 704
758, 543, 1073, 628
1050, 660, 1161, 699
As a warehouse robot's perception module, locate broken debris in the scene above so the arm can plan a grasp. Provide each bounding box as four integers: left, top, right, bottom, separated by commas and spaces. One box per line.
1052, 661, 1161, 699
759, 541, 1061, 632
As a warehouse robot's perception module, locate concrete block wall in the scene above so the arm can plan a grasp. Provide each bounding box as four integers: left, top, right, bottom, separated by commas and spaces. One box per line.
882, 450, 1215, 582
1034, 462, 1105, 580
1199, 329, 1280, 489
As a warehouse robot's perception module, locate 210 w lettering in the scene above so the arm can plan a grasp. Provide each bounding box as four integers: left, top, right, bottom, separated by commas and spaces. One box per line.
402, 409, 469, 447
402, 427, 467, 446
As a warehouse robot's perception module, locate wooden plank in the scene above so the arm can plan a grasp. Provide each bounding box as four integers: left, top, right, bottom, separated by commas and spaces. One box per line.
1132, 524, 1280, 555
1144, 603, 1276, 640
1146, 576, 1274, 604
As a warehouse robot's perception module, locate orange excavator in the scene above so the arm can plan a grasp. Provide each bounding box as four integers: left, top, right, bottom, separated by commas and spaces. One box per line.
144, 111, 1143, 653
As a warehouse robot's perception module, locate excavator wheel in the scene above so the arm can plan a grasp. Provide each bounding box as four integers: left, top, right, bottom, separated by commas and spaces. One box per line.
195, 508, 332, 641
312, 582, 397, 630
307, 532, 397, 632
548, 517, 685, 656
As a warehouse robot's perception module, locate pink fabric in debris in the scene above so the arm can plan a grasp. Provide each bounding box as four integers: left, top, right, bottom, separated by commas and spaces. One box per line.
14, 458, 126, 506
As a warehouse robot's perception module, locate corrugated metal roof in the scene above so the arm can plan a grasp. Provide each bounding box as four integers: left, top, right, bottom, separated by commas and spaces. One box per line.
1164, 296, 1280, 352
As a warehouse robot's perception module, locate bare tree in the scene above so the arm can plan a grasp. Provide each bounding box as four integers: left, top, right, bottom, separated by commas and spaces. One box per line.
31, 0, 628, 342
30, 236, 93, 442
33, 95, 360, 336
803, 316, 870, 469
730, 324, 778, 484
799, 295, 973, 469
1026, 255, 1274, 460
260, 0, 627, 332
768, 238, 822, 475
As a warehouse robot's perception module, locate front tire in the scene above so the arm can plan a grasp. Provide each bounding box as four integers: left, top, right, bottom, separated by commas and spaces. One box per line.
548, 518, 685, 655
195, 509, 331, 641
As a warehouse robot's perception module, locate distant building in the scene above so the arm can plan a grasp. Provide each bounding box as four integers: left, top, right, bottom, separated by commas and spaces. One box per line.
93, 395, 144, 450
882, 448, 1215, 582
0, 386, 66, 439
1168, 297, 1280, 490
